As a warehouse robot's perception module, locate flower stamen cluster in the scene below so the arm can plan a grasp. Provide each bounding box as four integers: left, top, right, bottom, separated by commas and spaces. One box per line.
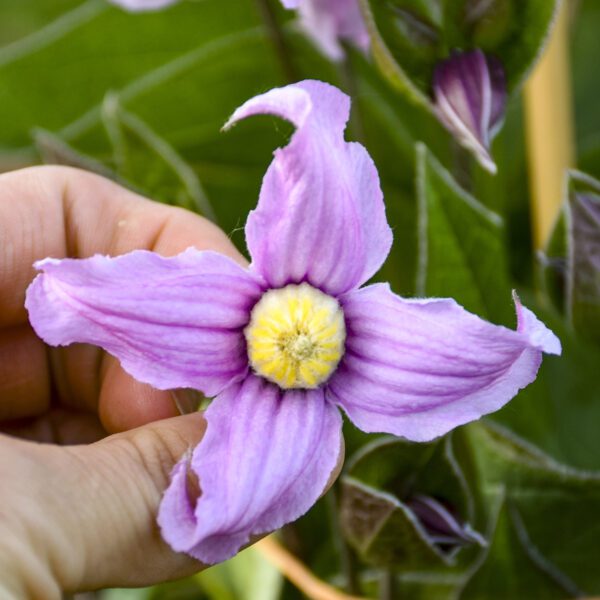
245, 283, 346, 389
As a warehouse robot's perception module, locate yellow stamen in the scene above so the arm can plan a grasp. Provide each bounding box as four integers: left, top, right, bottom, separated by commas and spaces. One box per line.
245, 283, 346, 389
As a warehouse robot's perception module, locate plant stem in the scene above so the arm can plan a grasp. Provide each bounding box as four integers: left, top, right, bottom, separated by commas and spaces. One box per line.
256, 536, 365, 600
338, 53, 366, 144
451, 138, 473, 193
379, 570, 396, 600
253, 0, 298, 83
326, 484, 361, 595
523, 1, 575, 250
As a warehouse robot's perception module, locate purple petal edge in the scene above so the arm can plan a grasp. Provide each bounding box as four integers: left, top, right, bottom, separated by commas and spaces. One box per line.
158, 375, 343, 564
328, 284, 560, 442
225, 80, 392, 297
25, 249, 264, 396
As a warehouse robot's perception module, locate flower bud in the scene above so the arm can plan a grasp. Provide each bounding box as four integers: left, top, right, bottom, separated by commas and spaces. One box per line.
433, 49, 507, 174
281, 0, 369, 61
406, 494, 486, 551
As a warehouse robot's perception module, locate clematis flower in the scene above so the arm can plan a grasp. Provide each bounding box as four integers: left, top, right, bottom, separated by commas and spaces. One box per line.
433, 49, 507, 174
281, 0, 370, 61
26, 80, 559, 565
108, 0, 178, 12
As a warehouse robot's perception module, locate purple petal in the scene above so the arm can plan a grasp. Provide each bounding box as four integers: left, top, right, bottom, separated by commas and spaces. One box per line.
158, 374, 343, 563
225, 80, 392, 296
108, 0, 179, 11
281, 0, 370, 61
433, 50, 507, 174
327, 283, 560, 442
25, 249, 264, 396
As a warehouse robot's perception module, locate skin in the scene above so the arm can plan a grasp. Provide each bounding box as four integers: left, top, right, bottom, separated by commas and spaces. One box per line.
0, 165, 253, 596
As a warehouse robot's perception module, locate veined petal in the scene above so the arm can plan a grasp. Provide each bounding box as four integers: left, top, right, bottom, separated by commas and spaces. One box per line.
25, 250, 264, 396
225, 80, 392, 296
328, 284, 560, 442
281, 0, 370, 61
159, 374, 343, 564
108, 0, 179, 11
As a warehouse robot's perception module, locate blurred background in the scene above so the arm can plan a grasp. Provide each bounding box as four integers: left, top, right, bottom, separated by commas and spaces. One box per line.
1, 1, 599, 598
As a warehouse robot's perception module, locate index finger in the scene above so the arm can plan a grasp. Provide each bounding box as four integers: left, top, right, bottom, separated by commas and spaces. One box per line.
0, 165, 243, 431
0, 165, 241, 326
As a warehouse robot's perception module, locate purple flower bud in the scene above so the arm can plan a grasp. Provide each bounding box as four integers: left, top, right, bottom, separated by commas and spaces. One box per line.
406, 494, 486, 551
433, 49, 507, 174
281, 0, 370, 61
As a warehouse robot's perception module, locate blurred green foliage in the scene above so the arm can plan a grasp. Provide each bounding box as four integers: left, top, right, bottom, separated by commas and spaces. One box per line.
1, 0, 599, 598
361, 0, 558, 104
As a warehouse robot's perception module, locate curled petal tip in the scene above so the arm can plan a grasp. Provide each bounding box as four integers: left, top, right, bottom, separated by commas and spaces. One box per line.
329, 285, 561, 442
513, 291, 562, 355
433, 49, 507, 174
159, 376, 343, 564
226, 80, 391, 296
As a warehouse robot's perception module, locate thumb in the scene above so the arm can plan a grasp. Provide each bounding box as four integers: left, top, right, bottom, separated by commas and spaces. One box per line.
5, 413, 206, 593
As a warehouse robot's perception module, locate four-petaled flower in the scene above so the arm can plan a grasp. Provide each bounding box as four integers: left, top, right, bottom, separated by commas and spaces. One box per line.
26, 80, 560, 564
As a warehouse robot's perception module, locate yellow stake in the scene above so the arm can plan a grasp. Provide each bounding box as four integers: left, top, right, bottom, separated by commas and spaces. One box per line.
523, 0, 576, 250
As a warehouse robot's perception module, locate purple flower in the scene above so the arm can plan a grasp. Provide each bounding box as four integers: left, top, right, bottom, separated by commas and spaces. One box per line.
108, 0, 178, 11
433, 49, 507, 174
281, 0, 370, 61
26, 80, 559, 565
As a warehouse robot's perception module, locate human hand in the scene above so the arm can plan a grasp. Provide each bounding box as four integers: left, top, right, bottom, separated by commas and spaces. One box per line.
0, 166, 243, 596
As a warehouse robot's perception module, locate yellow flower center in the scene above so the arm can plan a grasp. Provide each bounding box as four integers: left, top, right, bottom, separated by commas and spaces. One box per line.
244, 283, 346, 389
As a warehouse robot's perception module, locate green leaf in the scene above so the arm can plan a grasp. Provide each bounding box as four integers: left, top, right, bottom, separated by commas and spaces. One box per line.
541, 170, 600, 343
0, 0, 291, 253
416, 143, 512, 324
0, 0, 264, 152
33, 127, 116, 177
340, 436, 480, 571
458, 496, 570, 599
457, 421, 600, 596
565, 171, 600, 341
360, 0, 559, 107
102, 545, 282, 600
100, 94, 216, 218
340, 476, 453, 569
491, 302, 600, 470
349, 51, 453, 295
195, 545, 283, 600
573, 1, 600, 181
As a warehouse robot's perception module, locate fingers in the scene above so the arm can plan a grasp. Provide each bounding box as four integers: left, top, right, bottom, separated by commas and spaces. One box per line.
0, 165, 242, 327
98, 357, 179, 432
0, 409, 106, 444
0, 325, 49, 420
0, 412, 346, 592
0, 165, 244, 428
0, 413, 207, 592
